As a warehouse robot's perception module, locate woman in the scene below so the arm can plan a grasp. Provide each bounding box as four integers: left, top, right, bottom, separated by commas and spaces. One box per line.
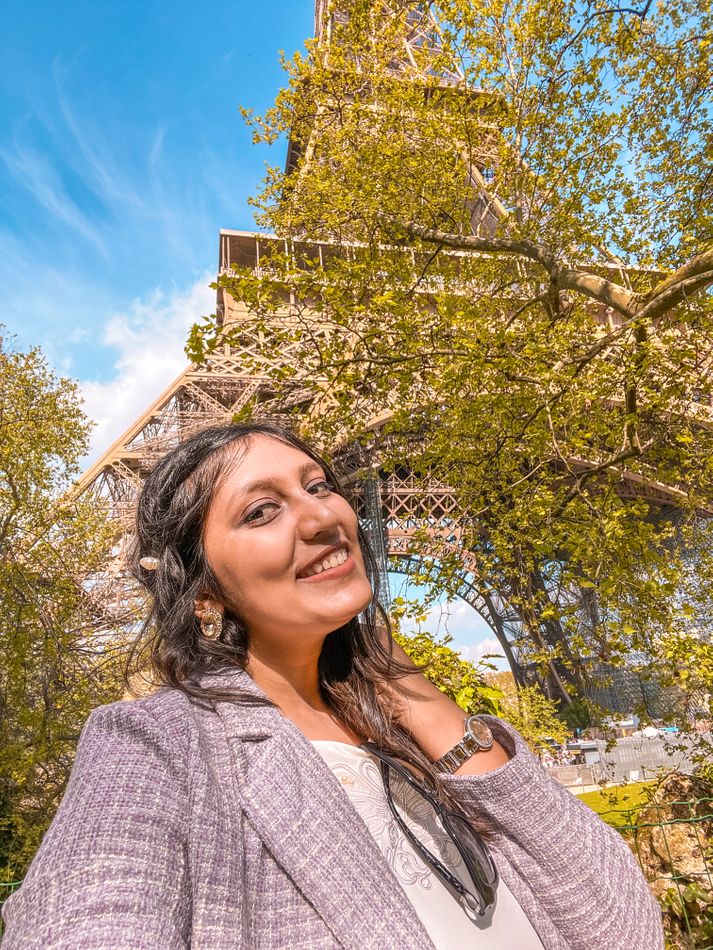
2, 422, 663, 949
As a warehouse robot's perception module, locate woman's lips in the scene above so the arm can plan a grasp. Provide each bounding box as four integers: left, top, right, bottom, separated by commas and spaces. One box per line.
297, 554, 356, 582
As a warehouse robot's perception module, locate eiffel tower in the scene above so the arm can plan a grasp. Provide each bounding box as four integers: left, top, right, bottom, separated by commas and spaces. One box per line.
78, 2, 690, 695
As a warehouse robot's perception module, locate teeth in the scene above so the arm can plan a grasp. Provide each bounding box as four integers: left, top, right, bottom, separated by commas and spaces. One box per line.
302, 547, 348, 577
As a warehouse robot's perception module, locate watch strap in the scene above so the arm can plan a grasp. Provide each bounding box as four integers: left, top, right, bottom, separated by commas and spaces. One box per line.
433, 715, 494, 774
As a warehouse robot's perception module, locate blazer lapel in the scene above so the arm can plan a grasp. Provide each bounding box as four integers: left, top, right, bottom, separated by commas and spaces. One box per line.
196, 669, 434, 950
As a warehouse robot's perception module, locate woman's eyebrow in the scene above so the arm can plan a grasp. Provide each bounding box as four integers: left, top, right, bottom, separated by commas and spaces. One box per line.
236, 462, 325, 501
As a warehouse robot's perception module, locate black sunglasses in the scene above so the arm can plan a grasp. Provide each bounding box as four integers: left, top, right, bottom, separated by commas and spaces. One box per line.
360, 742, 498, 917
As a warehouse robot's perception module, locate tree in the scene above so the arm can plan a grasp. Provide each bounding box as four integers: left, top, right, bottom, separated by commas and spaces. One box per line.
394, 625, 503, 717
188, 0, 713, 715
0, 332, 123, 882
486, 671, 570, 753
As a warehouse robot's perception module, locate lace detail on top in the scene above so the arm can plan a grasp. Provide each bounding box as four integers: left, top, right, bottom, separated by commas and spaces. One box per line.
313, 740, 545, 950
322, 741, 460, 890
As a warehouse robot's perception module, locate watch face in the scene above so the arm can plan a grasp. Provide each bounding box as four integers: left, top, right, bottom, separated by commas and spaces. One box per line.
469, 719, 493, 747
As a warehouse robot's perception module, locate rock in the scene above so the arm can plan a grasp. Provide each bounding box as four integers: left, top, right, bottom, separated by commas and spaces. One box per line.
631, 772, 713, 949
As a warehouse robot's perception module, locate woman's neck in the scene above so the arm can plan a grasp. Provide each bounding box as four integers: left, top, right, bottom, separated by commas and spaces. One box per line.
247, 647, 325, 710
246, 646, 363, 745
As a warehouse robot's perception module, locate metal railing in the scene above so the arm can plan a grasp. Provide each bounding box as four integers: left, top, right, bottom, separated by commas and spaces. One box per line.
546, 733, 700, 789
607, 797, 713, 950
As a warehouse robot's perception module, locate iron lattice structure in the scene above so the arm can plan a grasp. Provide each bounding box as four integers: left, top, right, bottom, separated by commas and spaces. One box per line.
78, 231, 698, 687
79, 2, 707, 693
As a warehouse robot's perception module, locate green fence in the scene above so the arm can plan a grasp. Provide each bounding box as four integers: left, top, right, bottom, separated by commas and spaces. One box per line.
608, 797, 713, 950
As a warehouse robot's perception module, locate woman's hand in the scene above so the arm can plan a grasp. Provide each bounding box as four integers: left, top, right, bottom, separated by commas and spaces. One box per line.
386, 636, 511, 776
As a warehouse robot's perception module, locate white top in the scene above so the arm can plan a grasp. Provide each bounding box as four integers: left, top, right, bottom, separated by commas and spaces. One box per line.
313, 740, 544, 950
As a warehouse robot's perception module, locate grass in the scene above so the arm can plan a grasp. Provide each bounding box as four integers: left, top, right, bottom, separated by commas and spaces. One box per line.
577, 781, 657, 829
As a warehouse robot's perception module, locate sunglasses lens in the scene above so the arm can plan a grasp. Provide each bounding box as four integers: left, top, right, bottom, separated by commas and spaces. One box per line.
383, 762, 497, 915
387, 767, 466, 868
442, 811, 499, 911
443, 812, 498, 884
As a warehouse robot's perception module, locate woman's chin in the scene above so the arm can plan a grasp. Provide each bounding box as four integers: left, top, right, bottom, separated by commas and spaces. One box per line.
314, 589, 374, 631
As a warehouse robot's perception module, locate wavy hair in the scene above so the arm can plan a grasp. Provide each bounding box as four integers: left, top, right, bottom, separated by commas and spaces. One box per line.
126, 422, 441, 778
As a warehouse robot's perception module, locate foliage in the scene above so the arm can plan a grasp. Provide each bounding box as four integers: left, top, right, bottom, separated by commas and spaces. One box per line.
580, 775, 713, 946
0, 331, 124, 881
485, 670, 570, 751
655, 630, 713, 726
188, 0, 713, 710
577, 780, 656, 828
394, 625, 502, 717
661, 882, 713, 950
556, 697, 593, 733
694, 759, 713, 791
630, 771, 713, 950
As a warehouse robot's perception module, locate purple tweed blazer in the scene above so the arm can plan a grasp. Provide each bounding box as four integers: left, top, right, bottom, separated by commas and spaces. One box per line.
2, 669, 663, 949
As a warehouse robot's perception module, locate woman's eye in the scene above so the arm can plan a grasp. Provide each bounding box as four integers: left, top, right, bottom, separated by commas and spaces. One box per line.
243, 502, 279, 525
307, 479, 331, 495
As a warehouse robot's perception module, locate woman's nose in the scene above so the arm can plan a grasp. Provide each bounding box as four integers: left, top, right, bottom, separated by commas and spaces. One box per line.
295, 491, 340, 538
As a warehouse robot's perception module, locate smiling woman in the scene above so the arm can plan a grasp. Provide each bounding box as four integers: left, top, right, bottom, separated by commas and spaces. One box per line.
198, 435, 374, 707
1, 423, 664, 949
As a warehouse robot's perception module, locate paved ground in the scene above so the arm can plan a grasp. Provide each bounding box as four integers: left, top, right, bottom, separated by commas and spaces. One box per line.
549, 731, 709, 789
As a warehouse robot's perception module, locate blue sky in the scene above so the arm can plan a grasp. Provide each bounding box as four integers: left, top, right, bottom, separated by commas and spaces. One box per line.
391, 575, 507, 671
0, 0, 500, 665
1, 0, 312, 457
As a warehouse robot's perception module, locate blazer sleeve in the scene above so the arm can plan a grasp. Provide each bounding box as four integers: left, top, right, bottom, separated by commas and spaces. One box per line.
1, 700, 191, 949
440, 716, 664, 950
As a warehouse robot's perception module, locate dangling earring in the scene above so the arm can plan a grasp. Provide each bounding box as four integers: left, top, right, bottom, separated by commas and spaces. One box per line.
200, 607, 223, 640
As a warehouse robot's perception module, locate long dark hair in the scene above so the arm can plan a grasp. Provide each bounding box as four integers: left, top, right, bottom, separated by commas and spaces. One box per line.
126, 422, 440, 779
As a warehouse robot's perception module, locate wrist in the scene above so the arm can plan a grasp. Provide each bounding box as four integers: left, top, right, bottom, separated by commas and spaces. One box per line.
433, 715, 495, 774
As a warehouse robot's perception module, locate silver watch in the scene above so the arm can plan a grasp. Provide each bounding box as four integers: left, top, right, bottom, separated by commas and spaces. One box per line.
433, 716, 494, 774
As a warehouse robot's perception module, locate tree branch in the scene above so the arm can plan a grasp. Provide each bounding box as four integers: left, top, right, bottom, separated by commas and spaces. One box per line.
558, 268, 638, 315
401, 220, 639, 317
636, 247, 713, 322
551, 445, 645, 519
401, 220, 557, 270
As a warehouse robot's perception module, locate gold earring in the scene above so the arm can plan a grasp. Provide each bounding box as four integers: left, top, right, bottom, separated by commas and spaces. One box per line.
200, 607, 223, 640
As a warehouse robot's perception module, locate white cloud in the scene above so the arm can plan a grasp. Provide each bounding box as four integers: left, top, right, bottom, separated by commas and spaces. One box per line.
398, 593, 486, 638
0, 137, 107, 255
79, 274, 215, 467
456, 638, 504, 661
393, 579, 510, 670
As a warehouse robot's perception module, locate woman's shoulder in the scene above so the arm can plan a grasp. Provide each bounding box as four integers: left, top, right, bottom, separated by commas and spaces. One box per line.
81, 668, 271, 778
81, 685, 199, 764
82, 668, 254, 755
92, 682, 192, 720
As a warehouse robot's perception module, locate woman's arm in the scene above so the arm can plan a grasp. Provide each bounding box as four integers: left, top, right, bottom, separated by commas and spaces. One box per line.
442, 717, 664, 949
387, 640, 664, 949
388, 637, 511, 773
1, 700, 191, 949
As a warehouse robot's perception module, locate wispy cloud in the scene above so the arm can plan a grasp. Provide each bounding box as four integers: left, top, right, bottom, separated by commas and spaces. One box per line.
51, 60, 146, 214
0, 135, 107, 255
51, 67, 248, 253
5, 68, 233, 281
79, 273, 215, 466
149, 127, 166, 169
0, 79, 228, 383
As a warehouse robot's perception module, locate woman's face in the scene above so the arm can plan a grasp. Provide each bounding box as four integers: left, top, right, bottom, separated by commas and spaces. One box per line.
201, 435, 373, 654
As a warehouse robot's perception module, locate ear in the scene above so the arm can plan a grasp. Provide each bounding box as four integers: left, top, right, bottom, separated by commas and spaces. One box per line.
194, 593, 221, 620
